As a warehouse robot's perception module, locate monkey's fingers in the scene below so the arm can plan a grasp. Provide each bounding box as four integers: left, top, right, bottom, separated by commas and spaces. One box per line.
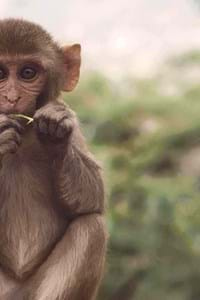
0, 115, 24, 134
48, 116, 73, 138
0, 128, 21, 146
33, 118, 49, 135
56, 118, 74, 139
0, 141, 20, 155
34, 115, 72, 138
0, 129, 22, 168
34, 105, 68, 123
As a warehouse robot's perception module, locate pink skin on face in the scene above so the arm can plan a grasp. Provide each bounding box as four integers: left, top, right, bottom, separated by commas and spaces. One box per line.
0, 56, 46, 115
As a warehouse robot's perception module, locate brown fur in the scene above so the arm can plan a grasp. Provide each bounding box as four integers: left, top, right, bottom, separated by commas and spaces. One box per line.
0, 19, 107, 300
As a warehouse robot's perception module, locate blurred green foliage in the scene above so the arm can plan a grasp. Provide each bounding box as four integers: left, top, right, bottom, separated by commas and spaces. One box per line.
64, 52, 200, 300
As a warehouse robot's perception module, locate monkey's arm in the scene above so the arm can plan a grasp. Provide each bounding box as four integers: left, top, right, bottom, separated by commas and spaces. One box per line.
53, 135, 105, 217
26, 103, 107, 300
24, 213, 107, 300
34, 102, 105, 216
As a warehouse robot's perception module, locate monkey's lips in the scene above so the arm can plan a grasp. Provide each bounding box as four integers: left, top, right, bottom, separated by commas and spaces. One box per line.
0, 103, 20, 114
0, 100, 33, 115
0, 102, 17, 114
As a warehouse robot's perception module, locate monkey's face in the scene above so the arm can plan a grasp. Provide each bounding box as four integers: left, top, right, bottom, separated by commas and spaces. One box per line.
0, 56, 46, 115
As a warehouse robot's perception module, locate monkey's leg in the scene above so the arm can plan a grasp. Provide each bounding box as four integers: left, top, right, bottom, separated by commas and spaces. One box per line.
0, 266, 20, 299
24, 214, 107, 300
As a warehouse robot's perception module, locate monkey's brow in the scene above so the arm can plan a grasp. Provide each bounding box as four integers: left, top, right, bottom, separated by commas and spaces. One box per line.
0, 55, 42, 64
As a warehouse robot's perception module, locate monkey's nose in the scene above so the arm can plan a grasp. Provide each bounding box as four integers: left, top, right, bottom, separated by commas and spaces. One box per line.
7, 96, 21, 104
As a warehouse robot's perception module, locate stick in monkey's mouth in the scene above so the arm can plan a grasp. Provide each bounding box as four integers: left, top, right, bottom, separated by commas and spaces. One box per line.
9, 114, 34, 125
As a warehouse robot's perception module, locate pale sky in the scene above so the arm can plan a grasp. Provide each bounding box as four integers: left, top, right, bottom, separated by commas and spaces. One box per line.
1, 0, 200, 77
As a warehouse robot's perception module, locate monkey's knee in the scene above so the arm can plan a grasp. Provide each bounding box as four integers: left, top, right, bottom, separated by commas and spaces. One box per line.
74, 213, 108, 246
92, 214, 108, 252
77, 214, 108, 275
68, 213, 108, 269
68, 214, 108, 300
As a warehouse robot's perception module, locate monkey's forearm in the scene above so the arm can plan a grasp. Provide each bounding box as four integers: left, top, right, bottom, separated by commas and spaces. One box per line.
24, 214, 107, 300
34, 101, 105, 216
53, 143, 105, 217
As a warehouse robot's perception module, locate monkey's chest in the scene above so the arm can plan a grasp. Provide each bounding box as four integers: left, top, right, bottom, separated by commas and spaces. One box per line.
0, 153, 67, 279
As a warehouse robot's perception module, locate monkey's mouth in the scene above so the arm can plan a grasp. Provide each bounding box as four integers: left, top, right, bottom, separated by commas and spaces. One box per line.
0, 104, 18, 114
0, 105, 23, 115
0, 101, 34, 115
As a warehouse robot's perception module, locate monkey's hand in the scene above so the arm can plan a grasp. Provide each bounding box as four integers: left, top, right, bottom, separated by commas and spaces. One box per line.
0, 114, 23, 157
33, 103, 76, 144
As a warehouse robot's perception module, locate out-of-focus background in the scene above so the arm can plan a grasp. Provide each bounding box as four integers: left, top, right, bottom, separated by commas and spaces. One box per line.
3, 1, 200, 299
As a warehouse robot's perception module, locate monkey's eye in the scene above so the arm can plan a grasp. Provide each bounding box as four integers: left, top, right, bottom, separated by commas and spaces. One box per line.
0, 66, 8, 81
19, 66, 37, 81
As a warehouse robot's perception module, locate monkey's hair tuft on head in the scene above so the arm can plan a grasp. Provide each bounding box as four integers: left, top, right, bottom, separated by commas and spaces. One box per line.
0, 19, 60, 55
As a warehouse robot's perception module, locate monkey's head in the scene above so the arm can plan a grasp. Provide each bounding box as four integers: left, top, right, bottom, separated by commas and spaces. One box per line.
0, 19, 81, 115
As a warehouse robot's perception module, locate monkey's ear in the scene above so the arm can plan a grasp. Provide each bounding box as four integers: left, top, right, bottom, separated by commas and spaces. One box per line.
62, 44, 81, 92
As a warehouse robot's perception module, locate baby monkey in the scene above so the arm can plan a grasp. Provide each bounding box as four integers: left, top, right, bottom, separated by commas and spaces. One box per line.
0, 19, 107, 300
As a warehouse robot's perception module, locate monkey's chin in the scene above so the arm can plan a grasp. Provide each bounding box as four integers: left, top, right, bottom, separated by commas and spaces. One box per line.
17, 103, 36, 117
0, 107, 35, 117
12, 104, 36, 117
0, 108, 16, 114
